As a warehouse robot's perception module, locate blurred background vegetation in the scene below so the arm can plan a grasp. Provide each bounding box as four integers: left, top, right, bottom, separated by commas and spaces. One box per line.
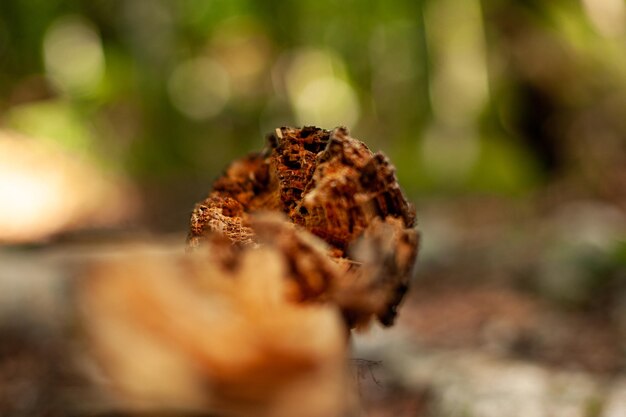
1, 2, 626, 415
2, 0, 625, 234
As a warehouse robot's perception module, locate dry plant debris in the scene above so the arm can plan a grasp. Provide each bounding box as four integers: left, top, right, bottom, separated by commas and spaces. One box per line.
77, 126, 418, 417
80, 243, 355, 417
189, 126, 419, 327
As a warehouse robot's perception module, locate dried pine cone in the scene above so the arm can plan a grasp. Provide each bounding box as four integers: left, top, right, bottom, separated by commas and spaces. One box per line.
189, 126, 419, 327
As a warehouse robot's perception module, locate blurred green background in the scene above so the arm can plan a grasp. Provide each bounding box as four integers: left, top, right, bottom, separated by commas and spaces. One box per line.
1, 0, 625, 232
1, 3, 626, 414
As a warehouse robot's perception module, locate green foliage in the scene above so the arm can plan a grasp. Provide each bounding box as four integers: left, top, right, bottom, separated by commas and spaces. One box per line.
1, 0, 625, 194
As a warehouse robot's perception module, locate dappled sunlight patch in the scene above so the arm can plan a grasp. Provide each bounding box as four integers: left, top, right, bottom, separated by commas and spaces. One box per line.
167, 57, 231, 120
275, 48, 360, 128
0, 131, 134, 243
43, 15, 105, 97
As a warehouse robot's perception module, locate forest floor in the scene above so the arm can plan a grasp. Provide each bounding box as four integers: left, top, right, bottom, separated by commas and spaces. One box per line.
355, 196, 626, 417
0, 195, 624, 417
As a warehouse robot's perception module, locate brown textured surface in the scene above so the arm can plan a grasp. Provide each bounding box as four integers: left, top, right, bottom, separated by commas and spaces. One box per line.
79, 241, 355, 417
189, 126, 419, 327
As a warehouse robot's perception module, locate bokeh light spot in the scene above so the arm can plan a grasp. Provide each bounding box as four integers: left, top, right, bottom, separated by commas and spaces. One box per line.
425, 0, 489, 126
280, 48, 358, 127
0, 131, 132, 243
293, 77, 360, 128
582, 0, 626, 38
210, 16, 273, 98
167, 58, 231, 120
43, 15, 105, 95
